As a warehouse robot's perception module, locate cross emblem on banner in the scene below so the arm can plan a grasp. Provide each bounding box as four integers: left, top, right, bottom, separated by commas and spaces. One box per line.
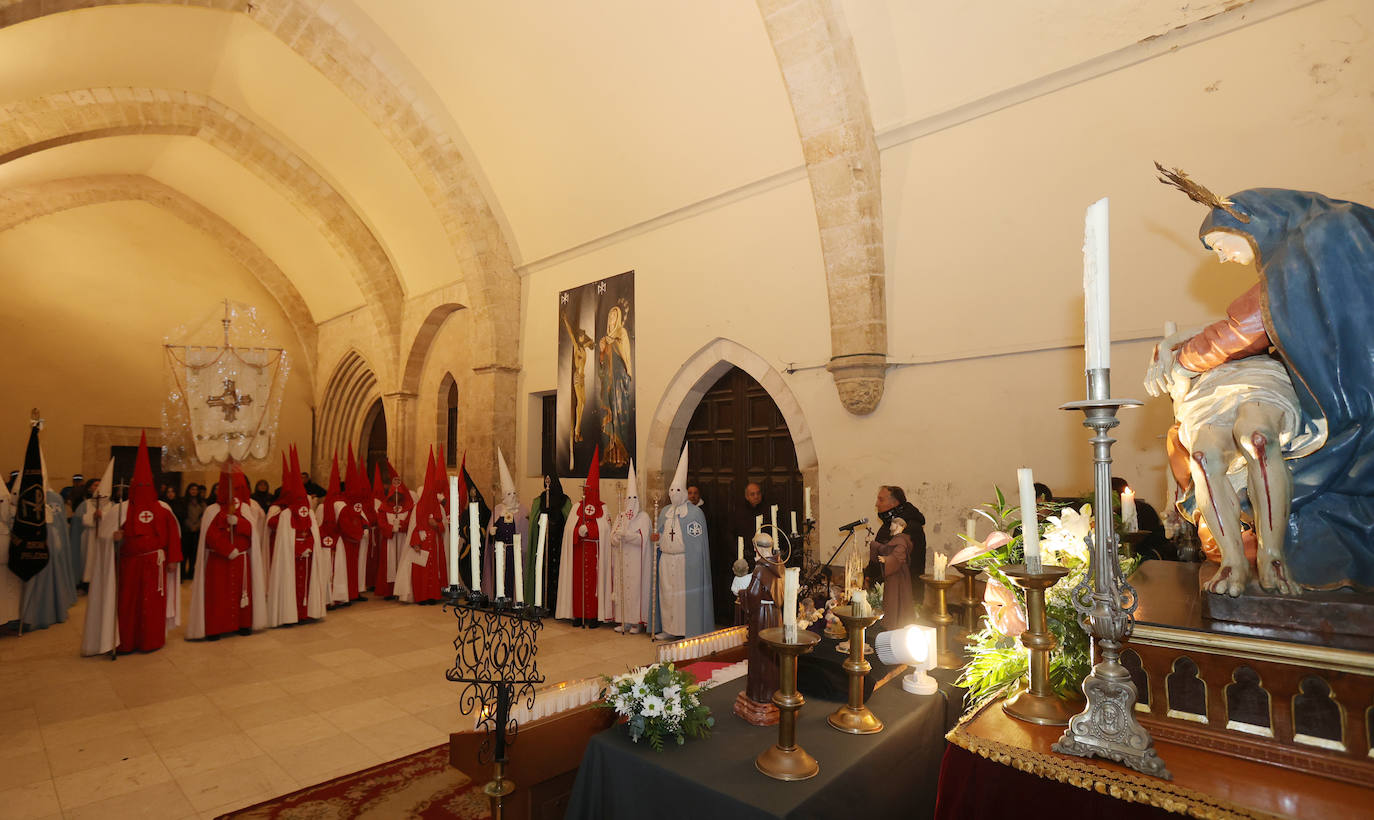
206, 378, 253, 422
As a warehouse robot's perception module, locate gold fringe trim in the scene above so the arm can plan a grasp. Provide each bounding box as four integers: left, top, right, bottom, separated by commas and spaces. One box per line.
946, 703, 1278, 820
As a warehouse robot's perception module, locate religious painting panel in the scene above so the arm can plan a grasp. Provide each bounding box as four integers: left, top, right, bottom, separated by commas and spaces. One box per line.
556, 270, 635, 479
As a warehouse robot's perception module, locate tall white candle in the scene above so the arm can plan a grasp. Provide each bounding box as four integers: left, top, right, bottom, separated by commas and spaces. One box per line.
514, 534, 524, 603
935, 552, 948, 581
469, 502, 480, 592
737, 536, 744, 562
1017, 468, 1041, 565
804, 486, 812, 521
535, 513, 548, 607
965, 517, 976, 544
783, 567, 799, 628
755, 514, 763, 535
790, 510, 798, 534
448, 476, 460, 586
1122, 486, 1138, 533
496, 541, 506, 598
770, 504, 778, 536
1084, 197, 1111, 370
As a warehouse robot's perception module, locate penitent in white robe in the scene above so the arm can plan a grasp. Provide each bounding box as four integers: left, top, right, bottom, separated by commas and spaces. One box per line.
608, 509, 654, 626
185, 502, 268, 640
265, 512, 328, 627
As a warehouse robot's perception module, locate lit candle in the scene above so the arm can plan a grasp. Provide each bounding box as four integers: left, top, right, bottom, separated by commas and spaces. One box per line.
535, 514, 548, 607
783, 567, 799, 628
790, 510, 797, 534
1017, 468, 1041, 568
934, 552, 948, 580
770, 504, 778, 536
514, 534, 524, 603
1084, 197, 1111, 371
804, 486, 812, 521
496, 540, 505, 598
737, 536, 744, 562
851, 587, 869, 617
469, 502, 480, 592
1122, 486, 1138, 533
448, 476, 460, 587
755, 514, 763, 535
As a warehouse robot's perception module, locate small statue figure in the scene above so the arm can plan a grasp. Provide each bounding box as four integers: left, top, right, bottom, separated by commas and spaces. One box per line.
733, 531, 783, 726
870, 516, 915, 627
1149, 165, 1374, 592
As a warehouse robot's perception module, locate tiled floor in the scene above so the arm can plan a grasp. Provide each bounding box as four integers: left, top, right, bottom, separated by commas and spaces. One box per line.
0, 588, 656, 819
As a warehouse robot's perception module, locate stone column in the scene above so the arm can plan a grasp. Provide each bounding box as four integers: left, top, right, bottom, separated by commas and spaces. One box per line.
467, 364, 521, 493
382, 390, 418, 483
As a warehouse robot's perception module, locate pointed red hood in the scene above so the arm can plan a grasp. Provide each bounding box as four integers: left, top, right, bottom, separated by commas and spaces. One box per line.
125, 431, 161, 540
583, 445, 603, 511
320, 453, 342, 540
282, 446, 312, 530
411, 448, 441, 549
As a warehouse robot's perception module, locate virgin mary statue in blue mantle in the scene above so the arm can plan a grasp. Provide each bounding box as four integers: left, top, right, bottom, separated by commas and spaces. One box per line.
1156, 165, 1374, 591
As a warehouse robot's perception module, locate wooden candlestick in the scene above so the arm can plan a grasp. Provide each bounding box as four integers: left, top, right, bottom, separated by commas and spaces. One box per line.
828, 605, 884, 735
756, 627, 822, 781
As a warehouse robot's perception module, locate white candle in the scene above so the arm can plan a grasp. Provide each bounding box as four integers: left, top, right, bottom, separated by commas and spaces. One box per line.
514, 534, 524, 603
1122, 486, 1138, 533
535, 513, 548, 607
934, 552, 948, 580
448, 476, 460, 586
965, 517, 976, 543
783, 567, 799, 627
1084, 197, 1111, 370
790, 510, 797, 534
1017, 468, 1041, 566
496, 541, 506, 598
469, 502, 480, 592
851, 587, 869, 617
737, 536, 744, 562
804, 486, 812, 521
770, 504, 778, 536
755, 514, 763, 535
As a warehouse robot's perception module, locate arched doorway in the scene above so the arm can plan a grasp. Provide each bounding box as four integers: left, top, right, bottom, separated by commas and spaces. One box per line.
362, 398, 388, 478
686, 366, 803, 626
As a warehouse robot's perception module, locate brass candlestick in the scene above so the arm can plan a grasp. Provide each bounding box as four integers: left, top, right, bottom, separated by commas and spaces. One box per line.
920, 574, 962, 669
1002, 564, 1081, 726
757, 627, 822, 781
828, 605, 884, 735
955, 562, 981, 633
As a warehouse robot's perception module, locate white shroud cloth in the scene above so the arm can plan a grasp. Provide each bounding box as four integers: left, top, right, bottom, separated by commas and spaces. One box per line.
265, 512, 328, 627
185, 501, 268, 639
554, 513, 612, 621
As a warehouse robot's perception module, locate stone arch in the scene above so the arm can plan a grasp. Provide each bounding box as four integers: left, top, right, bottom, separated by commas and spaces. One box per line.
645, 338, 816, 514
316, 348, 381, 477
756, 0, 887, 414
401, 303, 466, 396
0, 88, 405, 342
0, 174, 317, 377
0, 1, 520, 371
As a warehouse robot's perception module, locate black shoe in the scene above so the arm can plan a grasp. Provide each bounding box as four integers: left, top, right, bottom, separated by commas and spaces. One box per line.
571, 618, 584, 628
385, 595, 398, 601
587, 620, 601, 630
354, 596, 368, 603
205, 634, 221, 642
238, 627, 252, 636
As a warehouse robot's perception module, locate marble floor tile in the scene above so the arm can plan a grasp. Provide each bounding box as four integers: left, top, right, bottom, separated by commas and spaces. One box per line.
143, 712, 240, 754
266, 732, 383, 788
243, 713, 340, 752
0, 726, 46, 759
0, 779, 61, 820
0, 748, 52, 791
204, 680, 290, 710
175, 754, 297, 814
52, 752, 173, 810
158, 731, 264, 779
319, 696, 408, 733
63, 780, 197, 820
348, 714, 446, 759
45, 727, 155, 778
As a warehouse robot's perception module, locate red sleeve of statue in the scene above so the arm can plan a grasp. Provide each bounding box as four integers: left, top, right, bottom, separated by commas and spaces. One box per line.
1178, 283, 1271, 372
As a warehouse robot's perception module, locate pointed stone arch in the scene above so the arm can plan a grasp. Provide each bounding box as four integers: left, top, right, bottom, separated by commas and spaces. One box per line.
0, 174, 318, 377
645, 338, 817, 512
316, 348, 381, 477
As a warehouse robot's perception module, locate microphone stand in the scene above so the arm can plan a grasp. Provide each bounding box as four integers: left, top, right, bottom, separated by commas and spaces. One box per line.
803, 526, 857, 592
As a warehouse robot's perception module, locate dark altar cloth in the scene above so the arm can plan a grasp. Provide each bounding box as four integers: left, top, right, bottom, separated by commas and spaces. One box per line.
934, 743, 1175, 820
565, 675, 950, 820
795, 635, 895, 702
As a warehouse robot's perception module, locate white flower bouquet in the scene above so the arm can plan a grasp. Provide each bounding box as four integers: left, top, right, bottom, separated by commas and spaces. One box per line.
599, 662, 714, 751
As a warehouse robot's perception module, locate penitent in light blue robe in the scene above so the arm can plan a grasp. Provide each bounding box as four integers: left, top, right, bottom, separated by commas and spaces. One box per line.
13, 491, 79, 631
69, 501, 89, 585
653, 503, 715, 638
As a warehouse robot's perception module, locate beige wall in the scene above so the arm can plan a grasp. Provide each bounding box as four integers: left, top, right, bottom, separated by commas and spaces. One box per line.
0, 201, 315, 489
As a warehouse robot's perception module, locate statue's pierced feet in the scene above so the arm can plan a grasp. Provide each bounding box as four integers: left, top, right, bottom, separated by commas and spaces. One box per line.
1258, 550, 1301, 595
1206, 559, 1250, 597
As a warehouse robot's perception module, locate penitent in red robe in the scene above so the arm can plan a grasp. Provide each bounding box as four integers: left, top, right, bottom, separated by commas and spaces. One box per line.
570, 521, 600, 619
116, 504, 183, 653
338, 501, 369, 601
203, 507, 256, 636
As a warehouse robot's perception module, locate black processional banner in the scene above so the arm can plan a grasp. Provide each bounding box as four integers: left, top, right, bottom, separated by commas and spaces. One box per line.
7, 424, 49, 582
557, 271, 636, 479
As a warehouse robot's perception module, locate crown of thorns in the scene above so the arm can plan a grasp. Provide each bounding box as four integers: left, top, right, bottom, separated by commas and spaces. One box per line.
1154, 162, 1249, 223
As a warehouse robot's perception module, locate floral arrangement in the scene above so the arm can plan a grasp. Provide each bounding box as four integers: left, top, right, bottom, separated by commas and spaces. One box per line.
600, 662, 714, 751
951, 487, 1139, 708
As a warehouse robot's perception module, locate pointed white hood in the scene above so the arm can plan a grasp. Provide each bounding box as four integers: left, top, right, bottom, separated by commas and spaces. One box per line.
497, 447, 518, 510
669, 446, 688, 507
624, 459, 641, 517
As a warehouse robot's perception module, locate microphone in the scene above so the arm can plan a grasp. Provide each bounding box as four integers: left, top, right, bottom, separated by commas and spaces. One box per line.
837, 517, 868, 532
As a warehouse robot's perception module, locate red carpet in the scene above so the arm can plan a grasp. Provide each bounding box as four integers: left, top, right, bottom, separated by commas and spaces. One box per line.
219, 744, 490, 819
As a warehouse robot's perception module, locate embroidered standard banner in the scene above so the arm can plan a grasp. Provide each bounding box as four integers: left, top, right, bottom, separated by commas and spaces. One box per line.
7, 424, 49, 582
556, 270, 635, 479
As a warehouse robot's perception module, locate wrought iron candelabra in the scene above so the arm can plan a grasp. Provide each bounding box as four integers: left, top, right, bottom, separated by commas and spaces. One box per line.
444, 584, 547, 819
1053, 368, 1171, 779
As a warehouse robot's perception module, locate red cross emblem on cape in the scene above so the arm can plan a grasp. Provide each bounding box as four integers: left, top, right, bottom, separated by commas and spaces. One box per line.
138, 510, 155, 524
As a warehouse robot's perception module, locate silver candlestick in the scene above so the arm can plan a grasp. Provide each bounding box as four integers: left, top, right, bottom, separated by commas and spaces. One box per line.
1053, 368, 1171, 779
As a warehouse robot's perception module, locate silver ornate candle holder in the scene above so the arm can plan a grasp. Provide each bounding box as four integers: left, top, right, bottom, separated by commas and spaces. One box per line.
1053, 368, 1170, 779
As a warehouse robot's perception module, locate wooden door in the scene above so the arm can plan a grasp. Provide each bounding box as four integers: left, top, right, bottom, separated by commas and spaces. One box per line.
683, 367, 802, 626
